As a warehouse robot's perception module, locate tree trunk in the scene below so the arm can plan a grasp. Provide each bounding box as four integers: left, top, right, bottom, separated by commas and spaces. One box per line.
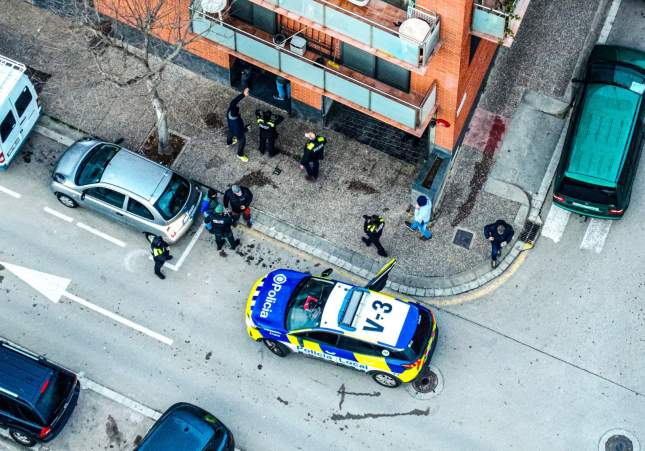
147, 79, 170, 155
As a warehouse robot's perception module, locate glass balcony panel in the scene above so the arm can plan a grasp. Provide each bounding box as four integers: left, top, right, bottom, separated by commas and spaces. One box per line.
472, 6, 506, 39
420, 84, 436, 124
325, 72, 370, 108
324, 7, 371, 46
235, 32, 280, 68
279, 0, 325, 23
370, 92, 417, 128
372, 28, 419, 65
280, 54, 325, 88
192, 15, 236, 49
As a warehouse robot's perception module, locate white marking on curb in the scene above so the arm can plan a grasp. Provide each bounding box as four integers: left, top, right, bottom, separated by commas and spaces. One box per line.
34, 124, 75, 146
598, 0, 622, 44
0, 184, 21, 199
64, 291, 173, 346
77, 222, 126, 248
541, 206, 570, 243
580, 218, 612, 253
79, 377, 162, 420
43, 206, 74, 222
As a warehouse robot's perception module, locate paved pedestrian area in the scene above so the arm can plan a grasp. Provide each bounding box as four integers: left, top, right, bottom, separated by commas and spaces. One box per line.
0, 0, 604, 293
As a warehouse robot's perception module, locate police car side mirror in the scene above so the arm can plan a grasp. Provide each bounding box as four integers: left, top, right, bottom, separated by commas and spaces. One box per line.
320, 268, 333, 278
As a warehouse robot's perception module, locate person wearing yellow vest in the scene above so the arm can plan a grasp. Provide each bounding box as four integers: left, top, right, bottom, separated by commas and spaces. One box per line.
362, 214, 388, 257
255, 109, 284, 157
300, 131, 326, 181
150, 235, 172, 280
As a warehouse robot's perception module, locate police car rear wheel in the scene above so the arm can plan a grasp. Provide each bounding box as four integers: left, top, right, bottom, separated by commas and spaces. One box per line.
263, 339, 290, 357
10, 429, 36, 446
371, 372, 401, 388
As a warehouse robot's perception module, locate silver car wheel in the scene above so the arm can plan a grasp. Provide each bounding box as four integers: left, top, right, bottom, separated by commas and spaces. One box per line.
56, 193, 77, 208
373, 372, 400, 388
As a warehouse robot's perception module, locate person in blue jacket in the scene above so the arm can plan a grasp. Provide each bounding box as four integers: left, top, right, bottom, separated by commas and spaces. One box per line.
484, 219, 514, 268
226, 87, 250, 162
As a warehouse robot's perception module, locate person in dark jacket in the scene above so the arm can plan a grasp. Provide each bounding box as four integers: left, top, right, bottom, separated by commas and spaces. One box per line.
484, 219, 514, 268
150, 236, 172, 280
226, 87, 250, 162
208, 204, 239, 252
362, 214, 388, 257
256, 109, 284, 157
300, 131, 326, 181
223, 184, 253, 227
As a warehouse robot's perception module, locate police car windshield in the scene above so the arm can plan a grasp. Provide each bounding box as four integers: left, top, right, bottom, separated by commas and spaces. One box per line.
286, 278, 334, 331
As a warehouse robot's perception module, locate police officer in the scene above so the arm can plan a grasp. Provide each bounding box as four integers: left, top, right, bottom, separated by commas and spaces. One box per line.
226, 87, 250, 162
223, 184, 253, 227
150, 235, 172, 279
300, 131, 326, 181
362, 214, 388, 257
208, 204, 240, 252
256, 109, 283, 157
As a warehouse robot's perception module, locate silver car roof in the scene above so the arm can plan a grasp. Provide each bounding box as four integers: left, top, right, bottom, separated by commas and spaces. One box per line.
100, 148, 171, 202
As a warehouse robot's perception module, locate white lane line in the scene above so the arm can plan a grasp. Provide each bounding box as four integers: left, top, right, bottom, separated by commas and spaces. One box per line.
77, 222, 126, 248
44, 206, 74, 223
174, 222, 205, 270
0, 184, 21, 198
63, 291, 173, 346
147, 255, 178, 271
598, 0, 622, 44
541, 205, 570, 243
580, 218, 612, 253
79, 377, 162, 420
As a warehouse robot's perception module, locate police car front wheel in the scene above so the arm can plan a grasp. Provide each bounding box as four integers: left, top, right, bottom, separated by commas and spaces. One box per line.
263, 339, 290, 357
371, 371, 401, 388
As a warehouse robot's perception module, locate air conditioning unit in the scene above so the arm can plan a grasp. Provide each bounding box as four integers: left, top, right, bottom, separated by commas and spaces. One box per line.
348, 0, 370, 6
290, 36, 307, 56
201, 0, 227, 20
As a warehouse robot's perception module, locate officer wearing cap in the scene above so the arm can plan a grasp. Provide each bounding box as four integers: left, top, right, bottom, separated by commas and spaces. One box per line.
300, 131, 327, 181
223, 184, 254, 227
362, 214, 388, 257
256, 109, 284, 157
207, 204, 240, 252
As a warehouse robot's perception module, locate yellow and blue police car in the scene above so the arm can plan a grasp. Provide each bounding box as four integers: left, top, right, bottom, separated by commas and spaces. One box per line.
245, 259, 438, 388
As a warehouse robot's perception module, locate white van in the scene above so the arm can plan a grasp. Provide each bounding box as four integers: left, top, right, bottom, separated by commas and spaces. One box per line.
0, 55, 41, 170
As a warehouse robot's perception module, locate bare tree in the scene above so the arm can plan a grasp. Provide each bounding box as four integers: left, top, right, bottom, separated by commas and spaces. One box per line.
78, 0, 203, 155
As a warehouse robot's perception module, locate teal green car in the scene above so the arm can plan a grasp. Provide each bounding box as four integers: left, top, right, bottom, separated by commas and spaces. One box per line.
553, 45, 645, 219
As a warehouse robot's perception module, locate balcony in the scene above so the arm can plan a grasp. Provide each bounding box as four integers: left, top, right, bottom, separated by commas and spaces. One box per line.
471, 0, 531, 47
249, 0, 440, 71
190, 7, 437, 134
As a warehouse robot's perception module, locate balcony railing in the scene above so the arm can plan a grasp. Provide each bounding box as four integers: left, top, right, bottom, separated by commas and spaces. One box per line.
471, 0, 530, 46
260, 0, 440, 68
190, 7, 436, 131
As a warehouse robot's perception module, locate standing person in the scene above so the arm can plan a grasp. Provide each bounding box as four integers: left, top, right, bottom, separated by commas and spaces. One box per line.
223, 184, 253, 227
405, 195, 432, 241
150, 235, 172, 280
226, 87, 250, 162
274, 76, 291, 101
208, 204, 240, 252
484, 219, 514, 268
256, 109, 284, 157
362, 214, 388, 257
300, 131, 327, 181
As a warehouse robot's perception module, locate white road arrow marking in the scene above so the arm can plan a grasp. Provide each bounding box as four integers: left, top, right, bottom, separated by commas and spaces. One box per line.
1, 261, 173, 346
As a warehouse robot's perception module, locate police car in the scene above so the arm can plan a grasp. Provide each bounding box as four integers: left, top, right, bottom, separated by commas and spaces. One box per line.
245, 259, 438, 388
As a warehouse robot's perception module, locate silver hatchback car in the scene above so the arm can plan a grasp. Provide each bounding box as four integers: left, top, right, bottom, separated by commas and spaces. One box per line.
51, 139, 200, 243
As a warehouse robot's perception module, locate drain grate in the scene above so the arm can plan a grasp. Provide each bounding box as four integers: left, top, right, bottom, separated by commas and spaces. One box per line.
412, 368, 438, 394
453, 228, 474, 250
519, 220, 540, 245
605, 435, 633, 451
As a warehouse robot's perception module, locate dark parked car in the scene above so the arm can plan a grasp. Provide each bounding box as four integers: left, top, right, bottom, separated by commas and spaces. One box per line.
136, 403, 234, 451
553, 44, 645, 219
0, 341, 80, 447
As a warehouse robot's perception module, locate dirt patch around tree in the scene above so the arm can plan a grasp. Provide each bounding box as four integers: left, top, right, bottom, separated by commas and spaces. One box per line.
139, 129, 186, 167
347, 179, 379, 195
236, 170, 278, 189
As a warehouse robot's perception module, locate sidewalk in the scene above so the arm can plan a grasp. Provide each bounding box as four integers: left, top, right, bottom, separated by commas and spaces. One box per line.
0, 0, 607, 296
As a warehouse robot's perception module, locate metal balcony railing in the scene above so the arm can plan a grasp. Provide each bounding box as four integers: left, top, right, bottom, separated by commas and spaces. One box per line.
262, 0, 440, 68
190, 6, 437, 130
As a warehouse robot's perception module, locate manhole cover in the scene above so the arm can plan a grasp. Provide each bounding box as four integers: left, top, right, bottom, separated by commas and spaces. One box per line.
453, 228, 474, 249
600, 429, 640, 451
406, 365, 444, 400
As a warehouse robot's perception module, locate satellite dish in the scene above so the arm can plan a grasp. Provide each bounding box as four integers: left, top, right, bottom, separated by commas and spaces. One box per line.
201, 0, 226, 14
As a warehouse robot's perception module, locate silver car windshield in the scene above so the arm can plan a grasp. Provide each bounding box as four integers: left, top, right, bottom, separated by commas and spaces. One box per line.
76, 144, 119, 186
154, 174, 190, 220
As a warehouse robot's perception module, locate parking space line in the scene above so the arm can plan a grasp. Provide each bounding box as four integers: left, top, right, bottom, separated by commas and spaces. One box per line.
44, 206, 74, 222
0, 184, 21, 199
77, 222, 126, 248
580, 218, 612, 253
598, 0, 622, 44
174, 223, 205, 270
541, 205, 570, 243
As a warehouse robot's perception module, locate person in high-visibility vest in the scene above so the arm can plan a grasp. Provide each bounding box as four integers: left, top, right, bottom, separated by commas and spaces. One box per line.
150, 236, 172, 280
362, 214, 388, 257
255, 109, 283, 157
300, 131, 326, 181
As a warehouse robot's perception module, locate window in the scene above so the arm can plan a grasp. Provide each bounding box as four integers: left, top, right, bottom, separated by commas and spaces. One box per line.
230, 0, 276, 35
342, 42, 375, 77
14, 86, 34, 118
286, 278, 335, 330
337, 336, 381, 356
17, 404, 40, 424
85, 187, 126, 208
469, 35, 481, 65
127, 198, 154, 220
301, 331, 339, 346
559, 177, 617, 205
341, 43, 410, 92
154, 174, 190, 220
381, 0, 410, 9
0, 394, 19, 417
0, 110, 16, 143
76, 144, 119, 185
